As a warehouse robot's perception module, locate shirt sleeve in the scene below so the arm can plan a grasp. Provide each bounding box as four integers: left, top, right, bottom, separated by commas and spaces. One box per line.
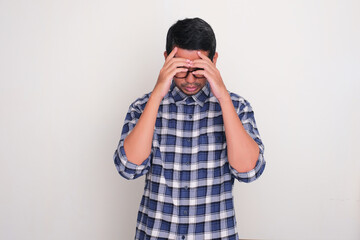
113, 100, 152, 180
228, 97, 266, 183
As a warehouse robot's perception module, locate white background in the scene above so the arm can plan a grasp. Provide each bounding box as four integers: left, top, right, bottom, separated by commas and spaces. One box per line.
1, 0, 359, 239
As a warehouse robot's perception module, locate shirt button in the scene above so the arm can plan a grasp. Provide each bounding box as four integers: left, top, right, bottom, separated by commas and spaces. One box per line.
183, 210, 188, 215
184, 186, 188, 190
182, 236, 185, 239
188, 115, 192, 119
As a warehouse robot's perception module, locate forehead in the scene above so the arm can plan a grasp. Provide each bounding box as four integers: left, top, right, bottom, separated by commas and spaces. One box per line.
174, 48, 209, 60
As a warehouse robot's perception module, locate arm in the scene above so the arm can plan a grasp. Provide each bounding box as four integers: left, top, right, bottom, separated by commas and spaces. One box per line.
123, 93, 162, 166
191, 51, 266, 181
123, 47, 190, 165
113, 100, 154, 180
218, 95, 260, 172
114, 47, 190, 179
222, 97, 266, 182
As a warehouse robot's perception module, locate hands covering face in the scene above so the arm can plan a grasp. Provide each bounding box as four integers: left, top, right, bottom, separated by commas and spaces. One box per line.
153, 47, 191, 98
189, 51, 228, 101
153, 47, 229, 101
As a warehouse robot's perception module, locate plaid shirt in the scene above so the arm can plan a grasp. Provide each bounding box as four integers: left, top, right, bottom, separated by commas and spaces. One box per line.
114, 81, 266, 240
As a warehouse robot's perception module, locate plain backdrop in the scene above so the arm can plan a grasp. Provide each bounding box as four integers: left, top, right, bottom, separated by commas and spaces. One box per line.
0, 0, 359, 239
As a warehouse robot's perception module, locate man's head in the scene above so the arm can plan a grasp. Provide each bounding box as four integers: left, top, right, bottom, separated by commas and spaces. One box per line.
166, 17, 216, 61
165, 18, 218, 95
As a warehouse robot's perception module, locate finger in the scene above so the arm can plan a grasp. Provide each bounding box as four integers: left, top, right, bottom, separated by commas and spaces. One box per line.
192, 69, 216, 82
191, 60, 214, 71
165, 47, 178, 63
168, 67, 189, 78
164, 55, 191, 69
197, 51, 212, 63
190, 61, 209, 69
191, 70, 206, 77
164, 59, 191, 72
191, 62, 216, 76
167, 57, 190, 65
192, 57, 216, 69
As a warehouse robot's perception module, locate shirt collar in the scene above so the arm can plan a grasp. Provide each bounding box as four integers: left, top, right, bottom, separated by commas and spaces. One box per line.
169, 81, 210, 107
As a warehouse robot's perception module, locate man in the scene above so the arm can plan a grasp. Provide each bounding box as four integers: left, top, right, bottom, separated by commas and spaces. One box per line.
114, 17, 266, 240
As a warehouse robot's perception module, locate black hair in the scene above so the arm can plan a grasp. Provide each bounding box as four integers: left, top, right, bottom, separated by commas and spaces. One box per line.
166, 18, 216, 61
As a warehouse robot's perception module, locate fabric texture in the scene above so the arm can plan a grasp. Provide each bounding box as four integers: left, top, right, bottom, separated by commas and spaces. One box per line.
114, 81, 266, 240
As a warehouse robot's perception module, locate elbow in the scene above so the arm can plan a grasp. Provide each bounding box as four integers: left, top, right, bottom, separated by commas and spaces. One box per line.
113, 147, 150, 180
237, 149, 260, 173
114, 150, 135, 180
230, 152, 266, 183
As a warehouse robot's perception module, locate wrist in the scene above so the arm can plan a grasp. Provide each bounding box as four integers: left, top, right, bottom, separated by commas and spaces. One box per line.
217, 90, 231, 105
150, 88, 165, 103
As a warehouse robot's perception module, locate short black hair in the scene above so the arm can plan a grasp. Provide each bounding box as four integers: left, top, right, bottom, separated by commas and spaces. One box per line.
166, 18, 216, 60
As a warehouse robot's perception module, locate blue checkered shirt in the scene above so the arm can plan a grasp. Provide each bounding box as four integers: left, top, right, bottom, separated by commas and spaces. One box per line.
114, 81, 266, 240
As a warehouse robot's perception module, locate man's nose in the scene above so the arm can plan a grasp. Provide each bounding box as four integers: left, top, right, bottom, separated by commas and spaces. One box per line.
185, 72, 196, 83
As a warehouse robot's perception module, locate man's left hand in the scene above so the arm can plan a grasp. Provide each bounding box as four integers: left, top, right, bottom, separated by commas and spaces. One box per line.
191, 51, 229, 101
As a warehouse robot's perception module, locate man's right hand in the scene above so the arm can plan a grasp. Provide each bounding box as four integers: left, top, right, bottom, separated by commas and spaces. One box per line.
153, 47, 190, 98
123, 47, 190, 166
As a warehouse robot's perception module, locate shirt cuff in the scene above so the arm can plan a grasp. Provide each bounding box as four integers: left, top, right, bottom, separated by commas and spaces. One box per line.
229, 152, 266, 183
113, 140, 151, 180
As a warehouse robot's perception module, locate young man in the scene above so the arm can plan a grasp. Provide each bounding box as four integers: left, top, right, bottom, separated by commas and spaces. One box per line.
114, 18, 266, 240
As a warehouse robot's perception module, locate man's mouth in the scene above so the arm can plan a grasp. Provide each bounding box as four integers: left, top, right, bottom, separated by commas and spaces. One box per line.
184, 85, 198, 92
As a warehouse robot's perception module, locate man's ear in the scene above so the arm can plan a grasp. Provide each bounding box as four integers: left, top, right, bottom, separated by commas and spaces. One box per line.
213, 52, 219, 66
164, 51, 168, 60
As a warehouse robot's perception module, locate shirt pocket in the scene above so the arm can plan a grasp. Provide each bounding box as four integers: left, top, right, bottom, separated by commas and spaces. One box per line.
198, 131, 226, 152
197, 131, 229, 187
196, 131, 227, 171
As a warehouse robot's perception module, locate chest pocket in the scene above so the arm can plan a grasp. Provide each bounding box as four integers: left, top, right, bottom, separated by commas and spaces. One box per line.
198, 131, 226, 152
